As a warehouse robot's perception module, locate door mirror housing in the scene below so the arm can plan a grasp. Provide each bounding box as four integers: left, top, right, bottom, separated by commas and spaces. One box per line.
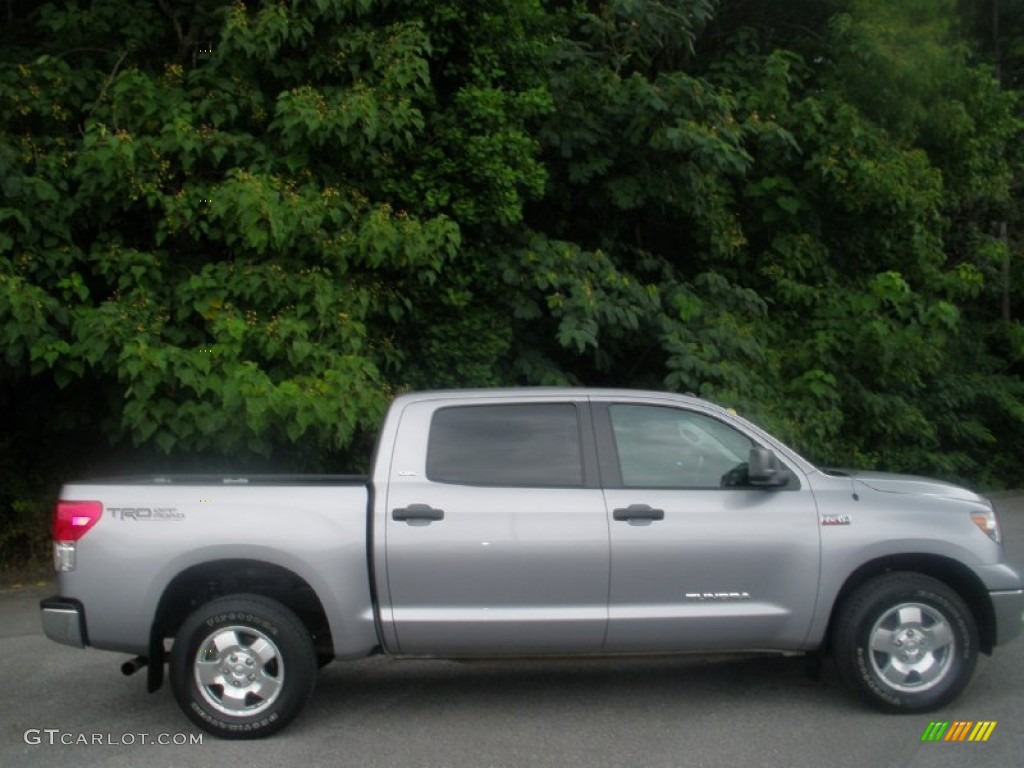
748, 447, 789, 488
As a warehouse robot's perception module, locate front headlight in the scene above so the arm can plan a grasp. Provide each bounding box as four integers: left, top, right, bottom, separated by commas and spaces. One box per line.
970, 506, 1001, 544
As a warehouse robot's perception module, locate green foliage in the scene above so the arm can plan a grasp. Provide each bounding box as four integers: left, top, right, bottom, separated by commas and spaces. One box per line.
3, 0, 1024, 566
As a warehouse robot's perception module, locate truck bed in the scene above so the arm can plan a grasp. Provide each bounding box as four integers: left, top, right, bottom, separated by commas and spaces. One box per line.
69, 474, 369, 486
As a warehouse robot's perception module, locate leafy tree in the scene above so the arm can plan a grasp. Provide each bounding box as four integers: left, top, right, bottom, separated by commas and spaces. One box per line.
3, 0, 1024, 567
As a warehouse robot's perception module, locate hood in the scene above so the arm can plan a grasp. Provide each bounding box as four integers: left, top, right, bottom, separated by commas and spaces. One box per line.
826, 469, 986, 504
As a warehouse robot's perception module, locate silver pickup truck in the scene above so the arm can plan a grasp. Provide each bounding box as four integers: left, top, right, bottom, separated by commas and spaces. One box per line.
40, 388, 1023, 738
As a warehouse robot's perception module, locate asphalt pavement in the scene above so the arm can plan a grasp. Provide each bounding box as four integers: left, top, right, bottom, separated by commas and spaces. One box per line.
2, 495, 1022, 768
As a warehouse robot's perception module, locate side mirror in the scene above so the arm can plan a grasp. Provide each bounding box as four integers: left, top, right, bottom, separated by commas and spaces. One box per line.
748, 447, 789, 488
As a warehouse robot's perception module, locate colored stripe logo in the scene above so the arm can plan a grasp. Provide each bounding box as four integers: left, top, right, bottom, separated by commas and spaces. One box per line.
921, 721, 997, 742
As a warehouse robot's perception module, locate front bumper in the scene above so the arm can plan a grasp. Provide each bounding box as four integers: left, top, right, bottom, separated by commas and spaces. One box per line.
40, 596, 88, 648
990, 588, 1024, 646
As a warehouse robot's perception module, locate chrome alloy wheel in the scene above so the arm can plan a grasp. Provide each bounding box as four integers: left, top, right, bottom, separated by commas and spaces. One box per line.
193, 625, 284, 716
868, 602, 955, 693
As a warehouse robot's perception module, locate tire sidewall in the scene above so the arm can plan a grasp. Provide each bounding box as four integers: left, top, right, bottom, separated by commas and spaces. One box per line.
837, 575, 977, 712
170, 595, 316, 738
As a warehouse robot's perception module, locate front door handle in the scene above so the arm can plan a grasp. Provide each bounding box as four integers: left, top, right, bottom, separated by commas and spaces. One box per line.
613, 504, 665, 522
392, 504, 445, 522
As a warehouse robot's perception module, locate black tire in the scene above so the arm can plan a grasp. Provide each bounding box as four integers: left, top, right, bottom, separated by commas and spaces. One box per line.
833, 573, 978, 712
170, 594, 316, 738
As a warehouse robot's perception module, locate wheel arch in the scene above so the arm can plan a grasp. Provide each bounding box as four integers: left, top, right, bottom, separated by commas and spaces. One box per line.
147, 559, 334, 691
825, 554, 996, 656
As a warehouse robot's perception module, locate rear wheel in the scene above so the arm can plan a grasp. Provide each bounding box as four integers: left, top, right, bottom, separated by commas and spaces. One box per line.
170, 594, 316, 738
833, 573, 977, 712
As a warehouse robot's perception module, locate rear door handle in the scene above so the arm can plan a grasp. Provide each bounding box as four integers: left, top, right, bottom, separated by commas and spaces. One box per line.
392, 504, 445, 522
613, 504, 665, 522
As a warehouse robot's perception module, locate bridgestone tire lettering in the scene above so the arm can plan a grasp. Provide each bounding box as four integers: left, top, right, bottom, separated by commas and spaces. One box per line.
832, 572, 978, 713
170, 594, 316, 739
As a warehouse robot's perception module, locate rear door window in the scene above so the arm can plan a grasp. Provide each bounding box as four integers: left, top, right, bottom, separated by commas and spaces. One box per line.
427, 404, 584, 487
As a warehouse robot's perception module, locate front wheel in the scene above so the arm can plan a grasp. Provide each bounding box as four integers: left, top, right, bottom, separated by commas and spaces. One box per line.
170, 594, 316, 738
833, 573, 978, 712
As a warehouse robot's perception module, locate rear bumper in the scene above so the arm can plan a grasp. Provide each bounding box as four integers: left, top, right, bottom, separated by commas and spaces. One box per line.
990, 588, 1024, 646
40, 596, 88, 648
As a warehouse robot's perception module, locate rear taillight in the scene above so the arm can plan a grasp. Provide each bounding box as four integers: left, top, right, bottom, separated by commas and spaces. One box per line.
53, 501, 103, 572
53, 500, 103, 541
